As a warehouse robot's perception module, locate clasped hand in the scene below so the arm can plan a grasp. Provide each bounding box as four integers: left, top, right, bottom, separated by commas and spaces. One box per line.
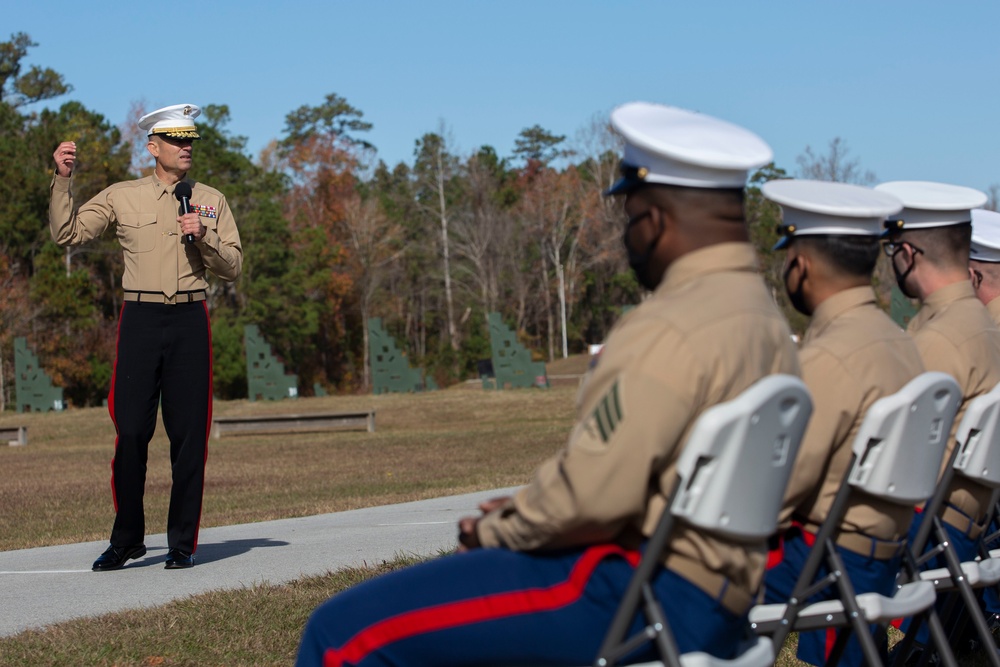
456, 495, 511, 552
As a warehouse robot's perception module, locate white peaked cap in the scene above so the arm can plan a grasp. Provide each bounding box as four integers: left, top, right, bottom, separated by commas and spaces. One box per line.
970, 208, 1000, 263
137, 103, 201, 139
764, 179, 903, 250
875, 180, 987, 231
605, 102, 772, 194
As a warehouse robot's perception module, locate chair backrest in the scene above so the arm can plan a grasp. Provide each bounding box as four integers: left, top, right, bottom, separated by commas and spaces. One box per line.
952, 381, 1000, 488
847, 371, 961, 504
671, 374, 812, 541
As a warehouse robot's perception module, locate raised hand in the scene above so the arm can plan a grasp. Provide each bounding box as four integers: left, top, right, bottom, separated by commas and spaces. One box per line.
53, 141, 76, 177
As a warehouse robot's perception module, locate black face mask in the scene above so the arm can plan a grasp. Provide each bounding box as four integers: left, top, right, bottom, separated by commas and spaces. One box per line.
891, 247, 920, 299
622, 211, 661, 291
783, 256, 809, 315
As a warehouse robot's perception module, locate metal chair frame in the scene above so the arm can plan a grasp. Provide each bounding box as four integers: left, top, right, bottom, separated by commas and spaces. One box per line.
748, 372, 962, 667
592, 374, 813, 667
893, 381, 1000, 667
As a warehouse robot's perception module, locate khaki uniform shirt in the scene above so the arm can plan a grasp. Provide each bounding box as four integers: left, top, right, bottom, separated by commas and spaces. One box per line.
780, 286, 924, 542
49, 173, 242, 294
986, 296, 1000, 326
477, 242, 801, 599
908, 280, 1000, 520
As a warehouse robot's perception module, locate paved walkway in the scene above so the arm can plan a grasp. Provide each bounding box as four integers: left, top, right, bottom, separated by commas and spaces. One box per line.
0, 487, 517, 638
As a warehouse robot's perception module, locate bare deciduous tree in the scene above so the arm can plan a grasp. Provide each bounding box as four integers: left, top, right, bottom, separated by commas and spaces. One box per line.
341, 194, 403, 390
451, 152, 507, 316
413, 124, 461, 355
985, 184, 1000, 212
796, 137, 876, 186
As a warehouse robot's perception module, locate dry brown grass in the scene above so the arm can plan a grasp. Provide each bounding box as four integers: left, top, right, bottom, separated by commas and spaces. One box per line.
0, 384, 578, 551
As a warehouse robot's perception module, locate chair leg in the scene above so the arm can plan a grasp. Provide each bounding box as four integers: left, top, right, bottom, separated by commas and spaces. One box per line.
594, 491, 681, 667
923, 606, 960, 667
888, 605, 959, 667
642, 584, 682, 667
935, 519, 1000, 667
948, 578, 1000, 666
827, 546, 885, 667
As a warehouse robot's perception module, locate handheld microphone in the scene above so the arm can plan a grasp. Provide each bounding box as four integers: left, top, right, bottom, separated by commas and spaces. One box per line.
174, 182, 195, 243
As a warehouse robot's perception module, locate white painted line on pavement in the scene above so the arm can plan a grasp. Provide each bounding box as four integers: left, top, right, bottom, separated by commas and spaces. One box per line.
375, 521, 453, 526
0, 570, 92, 574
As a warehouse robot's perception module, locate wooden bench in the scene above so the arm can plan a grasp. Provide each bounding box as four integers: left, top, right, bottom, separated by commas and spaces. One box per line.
1, 426, 28, 447
212, 411, 375, 439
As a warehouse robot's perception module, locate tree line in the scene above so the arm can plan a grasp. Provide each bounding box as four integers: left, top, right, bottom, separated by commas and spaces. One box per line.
4, 32, 986, 409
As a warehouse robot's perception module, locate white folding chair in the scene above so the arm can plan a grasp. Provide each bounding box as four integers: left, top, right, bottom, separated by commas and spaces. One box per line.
749, 371, 962, 667
895, 381, 1000, 667
590, 374, 813, 667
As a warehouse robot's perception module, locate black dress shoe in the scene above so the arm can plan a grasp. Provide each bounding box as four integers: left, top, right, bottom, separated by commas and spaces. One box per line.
164, 548, 194, 569
92, 544, 146, 571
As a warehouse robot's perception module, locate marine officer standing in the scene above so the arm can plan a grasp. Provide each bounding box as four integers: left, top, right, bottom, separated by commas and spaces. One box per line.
49, 103, 242, 571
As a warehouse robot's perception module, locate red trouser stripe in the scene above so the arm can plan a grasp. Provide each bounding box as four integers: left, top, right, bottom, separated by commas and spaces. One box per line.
323, 544, 641, 667
825, 627, 838, 659
107, 303, 126, 513
193, 301, 213, 553
766, 520, 817, 569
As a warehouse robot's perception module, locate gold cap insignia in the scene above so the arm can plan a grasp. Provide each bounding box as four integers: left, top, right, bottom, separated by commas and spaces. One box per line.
775, 223, 796, 238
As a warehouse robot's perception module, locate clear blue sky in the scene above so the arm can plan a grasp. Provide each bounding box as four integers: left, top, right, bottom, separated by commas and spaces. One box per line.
8, 1, 1000, 193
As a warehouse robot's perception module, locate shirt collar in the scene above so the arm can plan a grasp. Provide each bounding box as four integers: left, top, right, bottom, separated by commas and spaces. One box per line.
987, 295, 1000, 325
151, 173, 190, 200
908, 280, 977, 332
655, 242, 759, 295
804, 285, 877, 343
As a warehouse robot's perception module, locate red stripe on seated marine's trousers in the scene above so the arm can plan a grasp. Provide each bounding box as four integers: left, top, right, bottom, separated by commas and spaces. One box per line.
323, 543, 642, 667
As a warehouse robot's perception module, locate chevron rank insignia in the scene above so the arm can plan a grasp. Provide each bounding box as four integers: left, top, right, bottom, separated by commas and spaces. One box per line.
191, 204, 217, 219
591, 381, 623, 444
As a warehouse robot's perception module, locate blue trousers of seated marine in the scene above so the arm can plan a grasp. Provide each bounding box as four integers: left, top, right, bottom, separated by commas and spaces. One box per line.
295, 543, 748, 667
765, 529, 901, 667
900, 510, 982, 645
984, 518, 1000, 615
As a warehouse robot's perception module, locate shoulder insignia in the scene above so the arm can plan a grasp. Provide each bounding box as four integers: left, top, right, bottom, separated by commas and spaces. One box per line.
591, 381, 623, 443
191, 203, 217, 219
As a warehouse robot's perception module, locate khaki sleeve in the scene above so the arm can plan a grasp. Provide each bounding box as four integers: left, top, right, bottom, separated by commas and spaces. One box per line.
477, 334, 697, 551
777, 346, 855, 527
48, 175, 114, 246
197, 196, 242, 281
